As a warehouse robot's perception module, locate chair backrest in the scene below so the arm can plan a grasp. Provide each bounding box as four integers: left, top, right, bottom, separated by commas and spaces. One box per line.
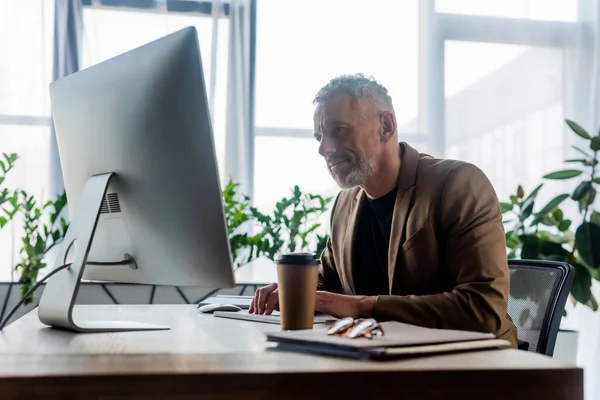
507, 259, 574, 356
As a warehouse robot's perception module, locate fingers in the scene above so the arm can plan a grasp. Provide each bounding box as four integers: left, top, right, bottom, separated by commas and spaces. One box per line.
248, 295, 256, 314
251, 283, 277, 314
264, 289, 279, 315
257, 283, 277, 314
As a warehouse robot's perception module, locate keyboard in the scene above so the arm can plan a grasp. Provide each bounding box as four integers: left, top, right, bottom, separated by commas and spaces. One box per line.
213, 310, 337, 325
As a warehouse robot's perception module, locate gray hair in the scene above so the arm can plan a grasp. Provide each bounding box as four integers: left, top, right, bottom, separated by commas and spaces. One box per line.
313, 73, 393, 110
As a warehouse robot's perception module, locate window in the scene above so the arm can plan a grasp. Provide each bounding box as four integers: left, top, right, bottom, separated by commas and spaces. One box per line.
254, 0, 421, 214
436, 0, 578, 22
438, 1, 581, 206
0, 0, 54, 282
253, 136, 335, 217
81, 5, 230, 182
444, 42, 565, 202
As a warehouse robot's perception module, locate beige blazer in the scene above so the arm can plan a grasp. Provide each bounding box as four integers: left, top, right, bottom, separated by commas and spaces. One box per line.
319, 142, 518, 347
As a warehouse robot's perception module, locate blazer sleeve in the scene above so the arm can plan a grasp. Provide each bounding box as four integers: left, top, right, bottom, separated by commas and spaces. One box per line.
318, 194, 343, 293
374, 163, 511, 336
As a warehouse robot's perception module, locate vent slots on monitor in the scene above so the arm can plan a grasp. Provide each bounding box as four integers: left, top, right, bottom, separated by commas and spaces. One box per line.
100, 193, 121, 214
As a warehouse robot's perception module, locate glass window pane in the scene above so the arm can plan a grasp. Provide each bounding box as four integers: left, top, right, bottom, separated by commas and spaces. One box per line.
0, 125, 51, 282
253, 136, 337, 213
436, 0, 578, 22
445, 42, 527, 98
444, 41, 564, 205
0, 0, 54, 117
255, 0, 419, 132
81, 9, 227, 90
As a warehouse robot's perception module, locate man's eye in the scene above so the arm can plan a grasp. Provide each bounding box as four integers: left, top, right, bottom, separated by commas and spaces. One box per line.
315, 135, 322, 142
333, 127, 346, 134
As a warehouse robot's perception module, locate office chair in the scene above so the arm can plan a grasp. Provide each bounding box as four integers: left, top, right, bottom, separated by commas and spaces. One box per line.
507, 259, 575, 356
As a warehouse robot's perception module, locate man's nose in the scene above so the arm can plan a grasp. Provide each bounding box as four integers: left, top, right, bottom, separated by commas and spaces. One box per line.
318, 135, 335, 157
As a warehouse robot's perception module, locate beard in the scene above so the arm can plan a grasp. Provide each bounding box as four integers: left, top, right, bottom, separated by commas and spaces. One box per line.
328, 154, 376, 189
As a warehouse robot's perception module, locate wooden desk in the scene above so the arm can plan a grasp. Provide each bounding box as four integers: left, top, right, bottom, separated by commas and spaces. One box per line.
0, 305, 582, 399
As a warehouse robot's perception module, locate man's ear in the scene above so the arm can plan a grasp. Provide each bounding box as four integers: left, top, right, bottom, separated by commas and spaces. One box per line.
380, 111, 396, 142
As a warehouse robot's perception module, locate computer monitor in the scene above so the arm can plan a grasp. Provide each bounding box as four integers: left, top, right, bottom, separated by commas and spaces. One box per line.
37, 27, 235, 333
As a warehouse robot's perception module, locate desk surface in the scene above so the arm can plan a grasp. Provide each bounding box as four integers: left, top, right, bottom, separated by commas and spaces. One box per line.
0, 305, 583, 400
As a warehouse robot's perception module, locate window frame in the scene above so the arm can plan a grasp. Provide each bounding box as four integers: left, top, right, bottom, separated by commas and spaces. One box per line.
253, 0, 430, 175
429, 0, 590, 157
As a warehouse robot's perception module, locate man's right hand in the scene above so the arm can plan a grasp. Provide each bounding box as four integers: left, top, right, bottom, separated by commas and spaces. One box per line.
249, 283, 279, 315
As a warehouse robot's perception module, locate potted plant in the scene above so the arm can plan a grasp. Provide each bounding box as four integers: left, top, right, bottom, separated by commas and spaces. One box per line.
500, 119, 600, 361
249, 185, 333, 261
14, 190, 69, 303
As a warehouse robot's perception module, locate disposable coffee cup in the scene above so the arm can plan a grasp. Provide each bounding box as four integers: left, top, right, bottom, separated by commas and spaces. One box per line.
276, 253, 319, 330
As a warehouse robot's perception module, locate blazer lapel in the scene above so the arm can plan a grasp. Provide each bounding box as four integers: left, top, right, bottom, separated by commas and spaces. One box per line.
388, 142, 419, 294
341, 190, 364, 294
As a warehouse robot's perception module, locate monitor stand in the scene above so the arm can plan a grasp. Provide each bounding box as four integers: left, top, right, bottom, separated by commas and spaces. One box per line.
37, 172, 170, 333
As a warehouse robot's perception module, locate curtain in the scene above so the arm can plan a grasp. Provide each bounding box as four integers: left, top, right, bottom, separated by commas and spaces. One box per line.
50, 0, 83, 201
224, 0, 254, 197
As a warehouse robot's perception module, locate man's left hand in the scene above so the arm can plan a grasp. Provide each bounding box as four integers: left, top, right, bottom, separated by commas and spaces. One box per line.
315, 291, 377, 319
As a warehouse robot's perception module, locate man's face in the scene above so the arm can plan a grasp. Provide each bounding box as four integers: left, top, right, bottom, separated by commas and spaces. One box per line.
314, 92, 379, 189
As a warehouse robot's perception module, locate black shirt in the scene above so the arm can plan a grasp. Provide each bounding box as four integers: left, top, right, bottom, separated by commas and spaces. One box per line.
353, 187, 398, 296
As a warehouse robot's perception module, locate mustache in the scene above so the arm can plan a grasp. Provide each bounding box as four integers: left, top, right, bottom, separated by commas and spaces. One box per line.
326, 154, 353, 167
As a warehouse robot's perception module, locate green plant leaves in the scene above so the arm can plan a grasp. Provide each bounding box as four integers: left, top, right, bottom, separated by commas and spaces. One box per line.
505, 231, 520, 249
525, 183, 543, 202
576, 222, 600, 269
0, 154, 20, 232
572, 262, 593, 304
591, 211, 600, 227
11, 189, 69, 304
532, 194, 569, 224
540, 215, 557, 227
552, 208, 564, 221
500, 202, 513, 213
518, 234, 570, 260
558, 220, 572, 232
579, 188, 596, 212
499, 119, 600, 310
521, 198, 535, 219
520, 234, 539, 259
588, 295, 599, 312
245, 184, 333, 262
572, 145, 592, 157
543, 170, 583, 180
572, 181, 592, 201
315, 234, 329, 258
566, 119, 592, 140
565, 159, 598, 167
540, 240, 570, 258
